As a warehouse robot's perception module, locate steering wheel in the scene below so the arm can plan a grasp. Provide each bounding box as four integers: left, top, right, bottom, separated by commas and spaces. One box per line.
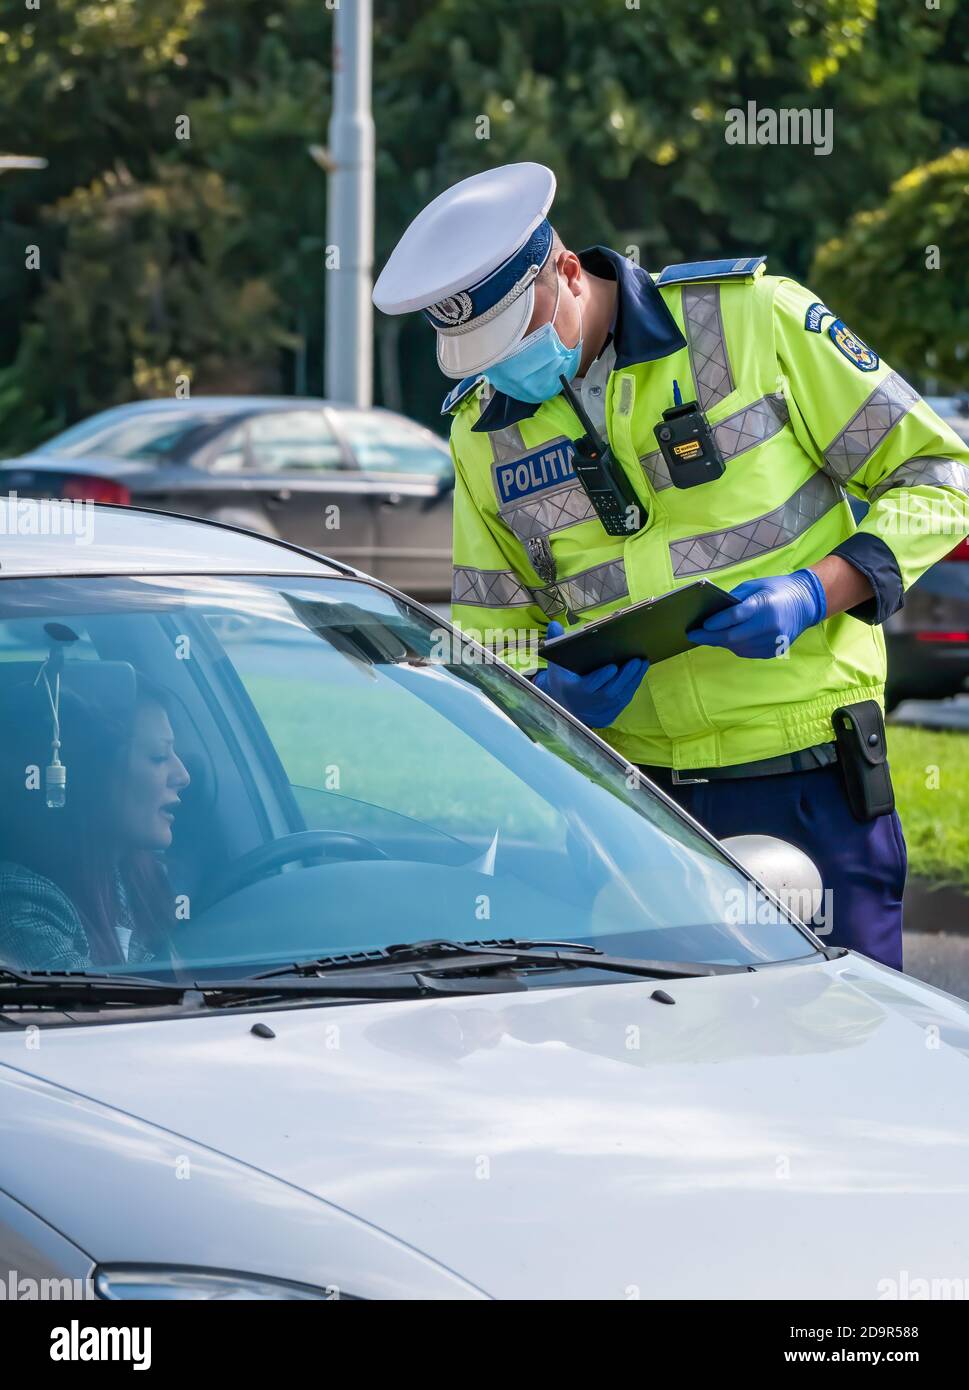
195, 830, 389, 914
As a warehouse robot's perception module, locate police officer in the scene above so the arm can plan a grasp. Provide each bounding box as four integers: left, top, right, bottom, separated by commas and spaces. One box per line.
374, 162, 969, 971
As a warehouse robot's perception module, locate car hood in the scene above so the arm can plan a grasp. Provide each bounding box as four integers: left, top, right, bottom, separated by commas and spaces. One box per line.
3, 953, 969, 1299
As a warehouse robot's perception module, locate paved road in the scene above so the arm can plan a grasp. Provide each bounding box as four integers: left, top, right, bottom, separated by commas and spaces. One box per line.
891, 694, 969, 731
894, 693, 969, 996
903, 932, 969, 1000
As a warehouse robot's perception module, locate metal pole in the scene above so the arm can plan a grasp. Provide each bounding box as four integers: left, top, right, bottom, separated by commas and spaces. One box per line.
324, 0, 374, 406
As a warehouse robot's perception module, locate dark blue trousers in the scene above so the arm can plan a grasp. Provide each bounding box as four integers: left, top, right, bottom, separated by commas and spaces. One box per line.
642, 762, 906, 971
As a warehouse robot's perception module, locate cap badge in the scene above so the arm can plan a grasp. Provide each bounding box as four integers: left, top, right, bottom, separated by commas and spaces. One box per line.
430, 291, 474, 326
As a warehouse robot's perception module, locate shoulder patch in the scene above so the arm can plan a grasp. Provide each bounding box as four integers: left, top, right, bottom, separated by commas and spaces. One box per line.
441, 374, 485, 416
828, 319, 879, 373
802, 301, 880, 371
804, 301, 831, 333
656, 256, 767, 287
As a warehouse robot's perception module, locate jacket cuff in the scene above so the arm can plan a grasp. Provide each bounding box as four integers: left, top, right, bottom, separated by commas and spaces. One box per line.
830, 533, 905, 625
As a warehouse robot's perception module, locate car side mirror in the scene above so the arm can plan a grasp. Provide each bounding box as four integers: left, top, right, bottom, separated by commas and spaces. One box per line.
720, 834, 824, 926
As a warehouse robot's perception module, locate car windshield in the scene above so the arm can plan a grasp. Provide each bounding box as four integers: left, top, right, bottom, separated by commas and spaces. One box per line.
38, 411, 233, 460
0, 574, 816, 987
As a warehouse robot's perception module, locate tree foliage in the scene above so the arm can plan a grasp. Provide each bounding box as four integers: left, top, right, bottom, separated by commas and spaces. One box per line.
0, 0, 964, 444
0, 161, 288, 451
812, 148, 969, 390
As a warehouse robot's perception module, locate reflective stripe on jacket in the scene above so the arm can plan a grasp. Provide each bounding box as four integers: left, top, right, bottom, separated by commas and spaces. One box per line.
447, 255, 969, 770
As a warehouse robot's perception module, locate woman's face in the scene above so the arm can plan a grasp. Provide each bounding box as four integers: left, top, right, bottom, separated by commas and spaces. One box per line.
116, 700, 191, 850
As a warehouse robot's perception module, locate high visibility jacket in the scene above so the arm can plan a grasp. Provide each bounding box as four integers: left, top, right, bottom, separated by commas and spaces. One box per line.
445, 249, 969, 770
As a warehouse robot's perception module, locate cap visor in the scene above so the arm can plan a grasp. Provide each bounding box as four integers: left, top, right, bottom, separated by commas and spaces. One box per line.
436, 286, 534, 379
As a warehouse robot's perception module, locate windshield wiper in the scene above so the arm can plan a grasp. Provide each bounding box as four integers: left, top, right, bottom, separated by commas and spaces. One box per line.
389, 940, 748, 980
0, 936, 745, 1011
0, 965, 523, 1009
256, 938, 747, 983
197, 971, 525, 1002
0, 968, 189, 1008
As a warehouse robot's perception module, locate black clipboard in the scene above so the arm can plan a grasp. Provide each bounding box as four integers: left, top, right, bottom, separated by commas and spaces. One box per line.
538, 579, 739, 676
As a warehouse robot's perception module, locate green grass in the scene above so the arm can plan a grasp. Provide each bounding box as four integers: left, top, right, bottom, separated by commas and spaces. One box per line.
247, 671, 969, 886
241, 671, 560, 839
888, 726, 969, 888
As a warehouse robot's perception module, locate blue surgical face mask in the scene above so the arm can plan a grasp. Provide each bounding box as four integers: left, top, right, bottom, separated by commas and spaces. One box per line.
486, 276, 583, 404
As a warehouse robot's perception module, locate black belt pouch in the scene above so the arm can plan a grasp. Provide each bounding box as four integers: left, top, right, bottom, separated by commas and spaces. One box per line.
832, 699, 895, 822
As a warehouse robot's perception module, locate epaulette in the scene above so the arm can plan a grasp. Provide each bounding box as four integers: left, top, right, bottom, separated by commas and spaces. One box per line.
441, 375, 486, 416
656, 256, 767, 286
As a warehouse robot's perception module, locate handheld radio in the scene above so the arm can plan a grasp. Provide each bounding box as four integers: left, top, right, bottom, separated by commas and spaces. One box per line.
558, 374, 645, 537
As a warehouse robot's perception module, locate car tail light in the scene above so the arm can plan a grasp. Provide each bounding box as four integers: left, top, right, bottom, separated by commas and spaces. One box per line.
60, 475, 131, 505
915, 631, 969, 643
943, 536, 969, 562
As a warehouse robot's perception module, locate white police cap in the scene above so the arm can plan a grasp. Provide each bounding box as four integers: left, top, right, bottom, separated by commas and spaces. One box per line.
372, 162, 557, 379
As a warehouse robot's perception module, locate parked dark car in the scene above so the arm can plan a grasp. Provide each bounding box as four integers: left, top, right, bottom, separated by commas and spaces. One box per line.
0, 397, 454, 599
883, 397, 969, 707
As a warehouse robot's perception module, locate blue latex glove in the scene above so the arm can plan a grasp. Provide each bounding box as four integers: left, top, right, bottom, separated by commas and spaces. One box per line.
535, 620, 649, 727
687, 570, 827, 659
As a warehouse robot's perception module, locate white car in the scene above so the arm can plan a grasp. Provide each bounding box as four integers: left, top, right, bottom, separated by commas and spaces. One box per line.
1, 500, 968, 1302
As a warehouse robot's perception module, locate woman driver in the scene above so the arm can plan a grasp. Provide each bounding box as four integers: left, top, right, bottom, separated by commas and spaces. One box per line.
0, 671, 190, 972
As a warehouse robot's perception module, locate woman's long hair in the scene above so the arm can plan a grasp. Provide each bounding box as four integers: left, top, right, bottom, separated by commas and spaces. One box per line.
0, 666, 178, 966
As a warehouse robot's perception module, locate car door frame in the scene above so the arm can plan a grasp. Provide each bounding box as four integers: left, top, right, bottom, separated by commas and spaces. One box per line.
191, 408, 380, 569
325, 407, 454, 597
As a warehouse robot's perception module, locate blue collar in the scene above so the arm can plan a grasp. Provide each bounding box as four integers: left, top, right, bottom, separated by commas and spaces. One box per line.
472, 245, 686, 433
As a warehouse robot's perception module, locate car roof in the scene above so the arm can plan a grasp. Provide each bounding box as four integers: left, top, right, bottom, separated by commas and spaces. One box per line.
71, 396, 331, 417
0, 500, 347, 578
51, 397, 420, 420
926, 395, 969, 416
